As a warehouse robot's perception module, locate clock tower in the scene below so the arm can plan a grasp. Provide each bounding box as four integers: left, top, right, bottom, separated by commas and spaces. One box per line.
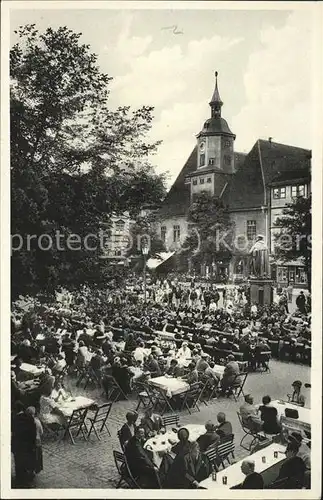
187, 72, 236, 198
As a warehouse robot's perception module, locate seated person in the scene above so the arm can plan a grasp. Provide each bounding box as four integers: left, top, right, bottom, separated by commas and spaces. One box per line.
220, 355, 240, 394
11, 370, 26, 408
38, 393, 67, 429
144, 353, 161, 378
140, 406, 163, 437
124, 427, 159, 488
182, 362, 199, 385
196, 421, 220, 452
202, 361, 220, 385
287, 380, 306, 407
166, 359, 183, 378
176, 341, 191, 359
171, 427, 190, 457
164, 441, 212, 489
259, 395, 281, 434
232, 459, 264, 489
51, 352, 67, 375
288, 432, 311, 471
215, 412, 233, 438
51, 379, 69, 402
119, 411, 138, 448
274, 441, 306, 488
239, 394, 262, 432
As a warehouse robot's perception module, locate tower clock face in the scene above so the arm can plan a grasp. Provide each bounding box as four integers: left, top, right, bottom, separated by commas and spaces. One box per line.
199, 142, 205, 151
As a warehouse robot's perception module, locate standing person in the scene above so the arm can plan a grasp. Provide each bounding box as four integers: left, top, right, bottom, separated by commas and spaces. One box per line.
279, 292, 289, 314
222, 287, 226, 307
12, 402, 37, 487
25, 407, 43, 476
287, 283, 294, 304
213, 287, 220, 309
296, 291, 306, 314
189, 288, 197, 308
119, 411, 139, 449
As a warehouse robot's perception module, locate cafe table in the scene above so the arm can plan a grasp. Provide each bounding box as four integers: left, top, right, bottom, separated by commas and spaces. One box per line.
144, 424, 205, 468
270, 400, 311, 426
20, 363, 45, 377
57, 396, 96, 418
212, 364, 225, 378
199, 442, 286, 490
148, 375, 189, 397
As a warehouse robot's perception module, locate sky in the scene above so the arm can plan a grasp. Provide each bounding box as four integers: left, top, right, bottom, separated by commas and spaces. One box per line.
10, 5, 315, 187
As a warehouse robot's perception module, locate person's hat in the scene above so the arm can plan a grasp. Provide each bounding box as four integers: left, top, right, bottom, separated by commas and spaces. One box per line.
227, 354, 235, 361
182, 341, 188, 346
292, 380, 302, 387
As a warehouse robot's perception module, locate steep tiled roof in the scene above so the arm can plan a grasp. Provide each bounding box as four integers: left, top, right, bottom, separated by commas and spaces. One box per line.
158, 146, 197, 217
223, 140, 311, 210
269, 168, 310, 186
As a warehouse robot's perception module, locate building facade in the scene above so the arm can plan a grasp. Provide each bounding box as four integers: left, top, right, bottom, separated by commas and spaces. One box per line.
157, 73, 311, 286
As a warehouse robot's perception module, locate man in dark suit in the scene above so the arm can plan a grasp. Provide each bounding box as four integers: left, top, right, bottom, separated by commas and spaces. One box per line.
196, 421, 220, 452
233, 459, 264, 489
215, 412, 233, 438
124, 427, 159, 488
276, 441, 306, 487
166, 359, 183, 378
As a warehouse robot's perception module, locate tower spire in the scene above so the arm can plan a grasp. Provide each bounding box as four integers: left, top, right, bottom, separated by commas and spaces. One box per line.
209, 71, 223, 118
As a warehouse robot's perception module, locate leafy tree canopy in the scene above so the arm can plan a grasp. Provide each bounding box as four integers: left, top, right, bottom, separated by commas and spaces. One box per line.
11, 25, 166, 297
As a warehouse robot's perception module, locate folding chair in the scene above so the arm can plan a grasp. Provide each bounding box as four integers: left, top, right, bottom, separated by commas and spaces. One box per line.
249, 437, 273, 454
215, 434, 235, 469
104, 375, 128, 402
134, 382, 154, 412
180, 382, 202, 414
151, 386, 175, 415
86, 402, 112, 440
237, 412, 266, 451
231, 372, 248, 401
63, 407, 89, 444
113, 450, 141, 488
162, 414, 180, 428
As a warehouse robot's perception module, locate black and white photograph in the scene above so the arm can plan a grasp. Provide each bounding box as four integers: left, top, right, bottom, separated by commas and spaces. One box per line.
1, 1, 322, 498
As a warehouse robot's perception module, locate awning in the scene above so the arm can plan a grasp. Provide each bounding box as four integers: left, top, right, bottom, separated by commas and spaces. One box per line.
146, 252, 175, 270
274, 259, 305, 267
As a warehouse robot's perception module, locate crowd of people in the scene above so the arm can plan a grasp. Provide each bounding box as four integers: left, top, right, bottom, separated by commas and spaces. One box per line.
10, 275, 311, 488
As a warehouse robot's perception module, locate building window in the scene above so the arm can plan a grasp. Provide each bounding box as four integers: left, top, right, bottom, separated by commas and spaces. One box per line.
161, 226, 166, 242
273, 187, 286, 199
291, 184, 305, 198
199, 154, 205, 167
192, 179, 197, 185
295, 267, 307, 284
224, 140, 231, 148
277, 266, 288, 283
209, 158, 215, 165
224, 155, 231, 166
247, 220, 257, 241
200, 177, 205, 184
207, 177, 212, 183
173, 225, 180, 242
115, 219, 125, 233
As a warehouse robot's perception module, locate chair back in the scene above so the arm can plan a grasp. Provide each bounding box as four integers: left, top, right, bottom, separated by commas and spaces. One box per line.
113, 449, 125, 475
117, 429, 125, 451
67, 407, 88, 429
217, 434, 235, 463
162, 414, 179, 428
93, 402, 112, 422
203, 443, 218, 464
285, 408, 299, 419
236, 412, 248, 432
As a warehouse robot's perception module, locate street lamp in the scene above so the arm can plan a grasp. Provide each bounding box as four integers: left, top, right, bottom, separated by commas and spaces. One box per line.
142, 245, 149, 303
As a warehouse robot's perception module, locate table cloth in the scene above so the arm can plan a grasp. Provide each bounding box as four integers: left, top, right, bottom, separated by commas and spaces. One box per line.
148, 375, 189, 397
199, 443, 286, 490
58, 396, 96, 417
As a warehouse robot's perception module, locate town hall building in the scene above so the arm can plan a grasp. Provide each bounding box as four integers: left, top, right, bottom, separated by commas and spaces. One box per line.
157, 72, 311, 287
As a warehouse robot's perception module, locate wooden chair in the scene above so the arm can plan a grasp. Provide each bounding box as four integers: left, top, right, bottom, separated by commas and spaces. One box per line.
231, 372, 248, 401
162, 413, 180, 428
104, 375, 128, 402
134, 382, 154, 412
215, 434, 235, 469
151, 386, 175, 415
63, 407, 89, 445
203, 442, 218, 467
180, 382, 202, 414
86, 402, 112, 440
113, 450, 140, 488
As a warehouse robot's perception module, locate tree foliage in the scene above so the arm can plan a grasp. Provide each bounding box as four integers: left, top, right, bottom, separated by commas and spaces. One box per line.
182, 191, 233, 268
11, 25, 166, 297
274, 194, 311, 290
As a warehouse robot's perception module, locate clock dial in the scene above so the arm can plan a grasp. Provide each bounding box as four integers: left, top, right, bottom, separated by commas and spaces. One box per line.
199, 142, 205, 151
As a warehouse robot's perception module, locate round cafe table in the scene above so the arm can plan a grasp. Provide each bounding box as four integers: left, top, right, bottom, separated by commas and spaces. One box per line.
144, 424, 205, 467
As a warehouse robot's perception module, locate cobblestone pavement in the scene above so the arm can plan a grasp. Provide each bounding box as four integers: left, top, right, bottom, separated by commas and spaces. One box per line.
11, 360, 310, 489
